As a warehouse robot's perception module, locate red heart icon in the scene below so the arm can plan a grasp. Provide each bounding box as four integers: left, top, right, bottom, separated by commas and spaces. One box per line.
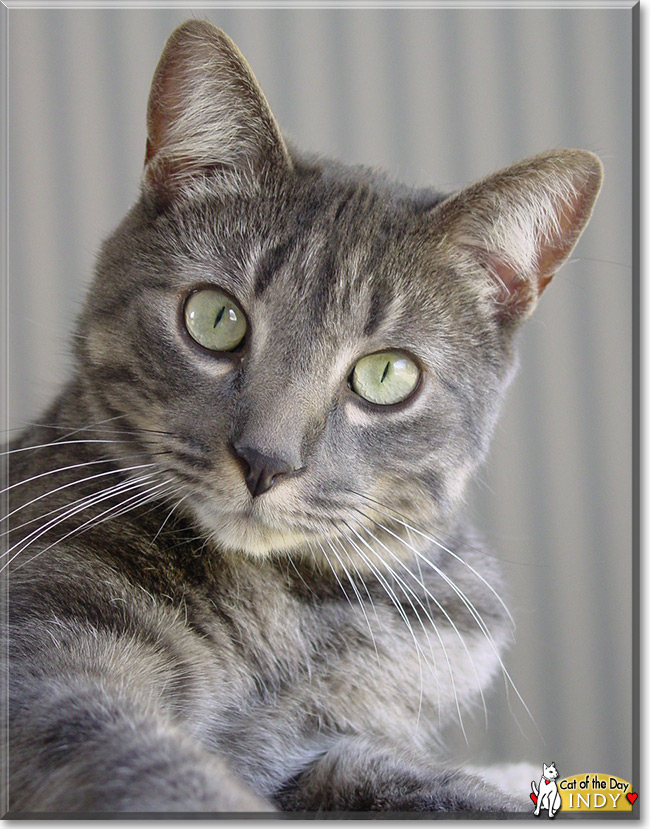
530, 792, 538, 805
626, 792, 637, 805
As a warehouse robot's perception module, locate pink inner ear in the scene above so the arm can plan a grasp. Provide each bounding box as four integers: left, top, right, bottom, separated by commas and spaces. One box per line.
487, 181, 597, 323
535, 187, 594, 283
485, 255, 538, 322
143, 44, 200, 204
145, 42, 199, 167
142, 21, 292, 210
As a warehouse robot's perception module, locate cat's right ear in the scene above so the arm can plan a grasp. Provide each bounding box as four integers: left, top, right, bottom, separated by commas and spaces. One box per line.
143, 20, 292, 208
429, 150, 603, 327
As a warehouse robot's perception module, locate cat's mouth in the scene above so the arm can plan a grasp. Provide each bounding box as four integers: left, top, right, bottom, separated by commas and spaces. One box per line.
191, 498, 311, 557
182, 460, 434, 563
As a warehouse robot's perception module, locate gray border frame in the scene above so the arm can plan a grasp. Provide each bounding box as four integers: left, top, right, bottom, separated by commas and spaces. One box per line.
0, 0, 639, 819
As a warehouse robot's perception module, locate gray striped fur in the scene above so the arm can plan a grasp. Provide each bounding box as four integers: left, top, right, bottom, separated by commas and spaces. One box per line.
3, 21, 601, 814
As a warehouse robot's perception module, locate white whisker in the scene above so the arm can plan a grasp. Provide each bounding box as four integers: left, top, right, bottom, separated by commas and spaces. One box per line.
287, 547, 317, 597
2, 462, 159, 531
334, 537, 381, 627
351, 489, 514, 630
35, 413, 130, 441
354, 506, 537, 737
26, 415, 174, 441
347, 514, 486, 733
342, 519, 461, 738
330, 523, 431, 731
1, 439, 130, 457
150, 490, 191, 547
2, 472, 162, 566
107, 482, 184, 527
12, 480, 178, 575
313, 537, 355, 613
326, 534, 380, 664
0, 455, 155, 498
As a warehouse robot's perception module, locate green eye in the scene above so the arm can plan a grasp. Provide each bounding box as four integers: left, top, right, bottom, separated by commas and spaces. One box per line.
351, 351, 421, 405
184, 289, 247, 352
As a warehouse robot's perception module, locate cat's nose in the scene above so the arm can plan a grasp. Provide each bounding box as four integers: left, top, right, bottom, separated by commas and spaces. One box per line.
232, 444, 297, 498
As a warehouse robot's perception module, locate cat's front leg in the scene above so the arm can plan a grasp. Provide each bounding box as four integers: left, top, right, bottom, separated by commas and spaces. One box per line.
7, 596, 273, 815
274, 735, 524, 814
550, 789, 561, 818
9, 675, 272, 814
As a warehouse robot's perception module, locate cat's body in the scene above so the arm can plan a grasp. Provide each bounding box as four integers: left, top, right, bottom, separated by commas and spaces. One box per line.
531, 763, 561, 818
7, 405, 509, 812
2, 21, 602, 814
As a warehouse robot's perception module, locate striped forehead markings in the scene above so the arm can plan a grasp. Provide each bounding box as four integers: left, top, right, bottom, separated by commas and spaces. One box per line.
253, 238, 295, 297
363, 282, 395, 337
252, 183, 369, 298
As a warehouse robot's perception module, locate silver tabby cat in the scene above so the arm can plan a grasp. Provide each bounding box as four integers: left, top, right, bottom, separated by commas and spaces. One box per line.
3, 21, 602, 814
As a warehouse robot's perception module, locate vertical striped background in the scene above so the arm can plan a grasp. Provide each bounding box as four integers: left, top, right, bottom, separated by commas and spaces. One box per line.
5, 6, 634, 784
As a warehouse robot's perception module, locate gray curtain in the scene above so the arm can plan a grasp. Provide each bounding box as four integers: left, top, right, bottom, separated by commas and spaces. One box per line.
5, 6, 634, 785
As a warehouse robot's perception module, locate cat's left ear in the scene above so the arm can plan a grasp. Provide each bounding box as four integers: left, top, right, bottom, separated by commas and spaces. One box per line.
431, 150, 603, 325
144, 20, 292, 207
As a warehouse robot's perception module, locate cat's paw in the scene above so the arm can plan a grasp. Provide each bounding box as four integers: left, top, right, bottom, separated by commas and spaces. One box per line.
375, 772, 525, 814
464, 761, 539, 810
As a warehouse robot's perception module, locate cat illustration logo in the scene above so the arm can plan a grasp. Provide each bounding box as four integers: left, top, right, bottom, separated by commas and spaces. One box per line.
531, 762, 561, 818
531, 770, 636, 814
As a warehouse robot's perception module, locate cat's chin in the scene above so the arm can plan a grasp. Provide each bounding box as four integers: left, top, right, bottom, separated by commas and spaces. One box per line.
191, 502, 309, 558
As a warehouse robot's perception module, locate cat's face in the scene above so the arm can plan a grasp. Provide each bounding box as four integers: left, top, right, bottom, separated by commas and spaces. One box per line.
543, 763, 559, 780
82, 176, 507, 560
76, 21, 602, 565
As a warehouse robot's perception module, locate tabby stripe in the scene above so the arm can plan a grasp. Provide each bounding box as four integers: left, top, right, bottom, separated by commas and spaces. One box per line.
254, 238, 295, 297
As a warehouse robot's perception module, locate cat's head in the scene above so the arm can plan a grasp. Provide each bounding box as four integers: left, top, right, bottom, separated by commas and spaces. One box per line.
77, 21, 602, 566
543, 763, 559, 780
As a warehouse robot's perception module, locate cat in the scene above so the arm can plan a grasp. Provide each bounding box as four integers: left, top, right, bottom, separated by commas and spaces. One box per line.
2, 20, 602, 814
531, 763, 562, 818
